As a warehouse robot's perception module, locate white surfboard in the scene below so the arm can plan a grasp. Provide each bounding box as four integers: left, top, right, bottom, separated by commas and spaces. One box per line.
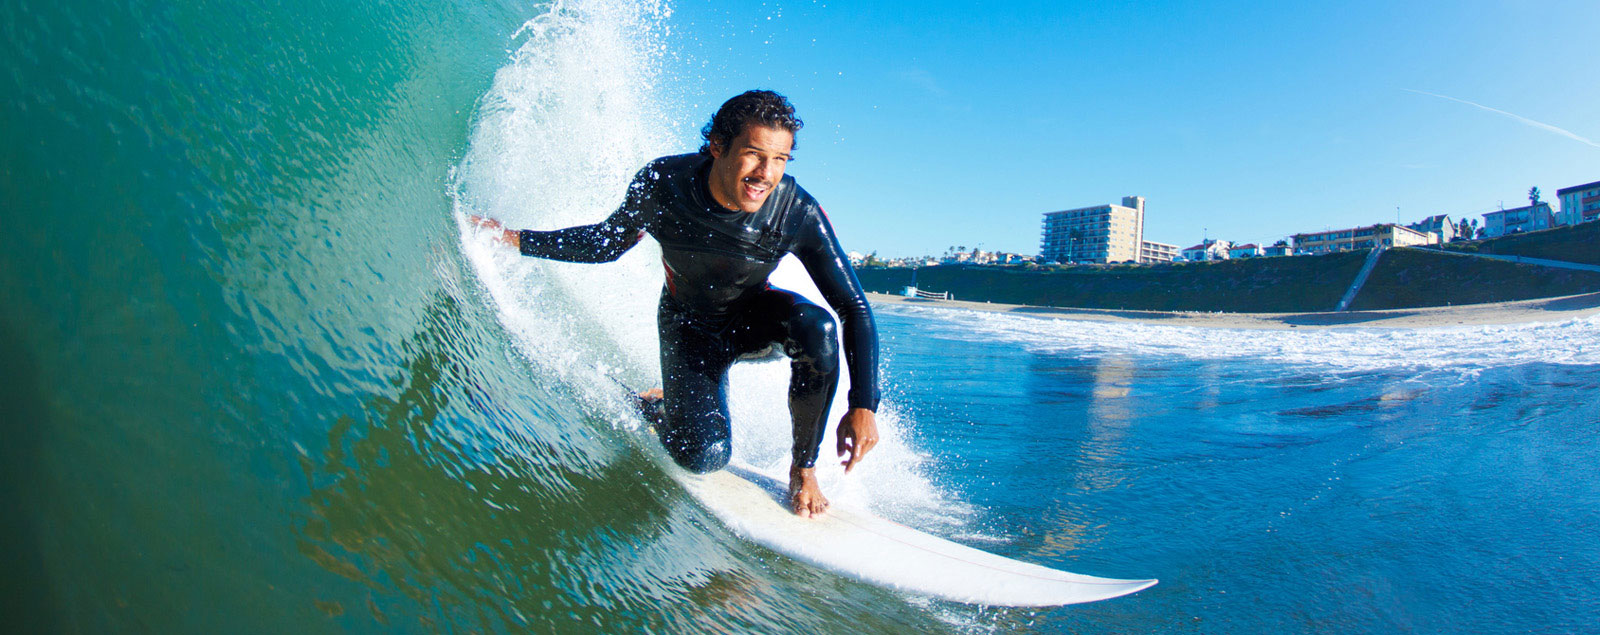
680, 465, 1157, 606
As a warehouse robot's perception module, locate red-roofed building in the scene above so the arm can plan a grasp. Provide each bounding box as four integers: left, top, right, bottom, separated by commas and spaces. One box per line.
1556, 179, 1600, 227
1182, 240, 1231, 262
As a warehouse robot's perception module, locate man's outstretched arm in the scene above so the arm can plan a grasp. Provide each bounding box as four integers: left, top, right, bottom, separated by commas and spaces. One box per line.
467, 205, 649, 264
467, 166, 656, 263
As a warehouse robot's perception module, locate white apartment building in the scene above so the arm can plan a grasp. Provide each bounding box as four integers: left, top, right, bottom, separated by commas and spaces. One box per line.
1140, 240, 1179, 263
1040, 196, 1146, 264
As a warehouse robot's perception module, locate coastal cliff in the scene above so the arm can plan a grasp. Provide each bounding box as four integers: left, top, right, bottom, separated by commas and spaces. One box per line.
858, 223, 1600, 313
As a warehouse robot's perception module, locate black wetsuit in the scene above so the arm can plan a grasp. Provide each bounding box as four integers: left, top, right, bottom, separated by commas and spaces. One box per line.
518, 153, 879, 473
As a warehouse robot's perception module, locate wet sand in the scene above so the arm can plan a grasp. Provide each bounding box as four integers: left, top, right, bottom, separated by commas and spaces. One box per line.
866, 291, 1600, 329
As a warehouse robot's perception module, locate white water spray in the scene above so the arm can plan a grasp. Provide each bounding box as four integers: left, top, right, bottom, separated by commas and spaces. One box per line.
452, 0, 965, 532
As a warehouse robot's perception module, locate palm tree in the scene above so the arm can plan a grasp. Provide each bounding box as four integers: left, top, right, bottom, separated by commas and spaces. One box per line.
1529, 186, 1542, 207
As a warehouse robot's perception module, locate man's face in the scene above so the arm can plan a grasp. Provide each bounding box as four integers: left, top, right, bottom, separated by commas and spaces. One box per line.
707, 124, 793, 213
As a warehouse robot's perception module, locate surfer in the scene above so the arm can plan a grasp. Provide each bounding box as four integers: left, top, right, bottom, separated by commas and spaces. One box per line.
469, 90, 879, 518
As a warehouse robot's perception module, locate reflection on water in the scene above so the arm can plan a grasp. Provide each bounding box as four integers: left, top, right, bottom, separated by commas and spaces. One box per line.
1026, 356, 1137, 561
1085, 357, 1134, 466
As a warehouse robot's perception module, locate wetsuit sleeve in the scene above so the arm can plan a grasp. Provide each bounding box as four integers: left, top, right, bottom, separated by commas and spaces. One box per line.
518, 169, 655, 263
793, 204, 881, 412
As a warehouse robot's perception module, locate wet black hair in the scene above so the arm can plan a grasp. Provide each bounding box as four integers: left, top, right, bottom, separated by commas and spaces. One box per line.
698, 90, 803, 156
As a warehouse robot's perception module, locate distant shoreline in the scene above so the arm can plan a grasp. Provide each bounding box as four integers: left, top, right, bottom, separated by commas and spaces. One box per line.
866, 291, 1600, 330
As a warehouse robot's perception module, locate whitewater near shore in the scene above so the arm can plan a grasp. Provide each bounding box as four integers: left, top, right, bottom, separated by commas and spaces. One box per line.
867, 291, 1600, 329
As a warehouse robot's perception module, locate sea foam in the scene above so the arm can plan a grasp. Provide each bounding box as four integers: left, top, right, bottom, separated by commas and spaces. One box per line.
880, 303, 1600, 374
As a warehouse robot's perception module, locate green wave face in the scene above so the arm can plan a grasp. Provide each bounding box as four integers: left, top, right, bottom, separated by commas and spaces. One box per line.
1, 1, 957, 631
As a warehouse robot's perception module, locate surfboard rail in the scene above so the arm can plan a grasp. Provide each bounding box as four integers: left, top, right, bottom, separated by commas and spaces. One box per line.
681, 466, 1156, 607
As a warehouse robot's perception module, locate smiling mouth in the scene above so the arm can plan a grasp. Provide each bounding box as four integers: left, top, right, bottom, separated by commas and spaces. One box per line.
741, 177, 770, 199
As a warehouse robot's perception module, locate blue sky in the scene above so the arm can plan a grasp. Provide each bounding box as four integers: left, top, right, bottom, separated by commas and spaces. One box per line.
655, 0, 1600, 257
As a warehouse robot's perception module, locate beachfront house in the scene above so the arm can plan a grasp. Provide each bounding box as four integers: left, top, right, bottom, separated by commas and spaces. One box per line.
1181, 239, 1231, 262
1405, 214, 1456, 243
1292, 223, 1431, 254
1228, 243, 1263, 259
1483, 203, 1556, 238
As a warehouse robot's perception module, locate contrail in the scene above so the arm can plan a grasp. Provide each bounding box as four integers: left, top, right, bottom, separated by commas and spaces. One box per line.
1404, 88, 1600, 149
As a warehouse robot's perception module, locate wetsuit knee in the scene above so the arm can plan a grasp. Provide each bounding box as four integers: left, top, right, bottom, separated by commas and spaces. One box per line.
656, 412, 732, 473
661, 433, 731, 474
786, 303, 839, 372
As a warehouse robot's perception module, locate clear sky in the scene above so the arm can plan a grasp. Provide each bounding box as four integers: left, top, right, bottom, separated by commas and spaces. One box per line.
653, 0, 1600, 257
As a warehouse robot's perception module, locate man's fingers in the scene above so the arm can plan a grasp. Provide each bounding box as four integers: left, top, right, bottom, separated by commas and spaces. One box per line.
843, 439, 872, 473
836, 429, 851, 457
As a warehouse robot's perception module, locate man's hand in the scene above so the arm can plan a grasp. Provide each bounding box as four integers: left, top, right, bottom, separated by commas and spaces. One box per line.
467, 214, 521, 248
835, 408, 878, 473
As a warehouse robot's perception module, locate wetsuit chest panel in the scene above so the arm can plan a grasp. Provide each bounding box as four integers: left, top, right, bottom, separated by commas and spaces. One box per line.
644, 154, 807, 313
660, 250, 783, 312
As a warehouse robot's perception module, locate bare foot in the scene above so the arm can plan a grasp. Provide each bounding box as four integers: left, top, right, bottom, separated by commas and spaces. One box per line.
633, 388, 665, 428
788, 465, 829, 518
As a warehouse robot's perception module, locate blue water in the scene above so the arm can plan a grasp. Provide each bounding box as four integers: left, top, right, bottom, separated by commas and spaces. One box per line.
875, 305, 1600, 632
7, 0, 1600, 631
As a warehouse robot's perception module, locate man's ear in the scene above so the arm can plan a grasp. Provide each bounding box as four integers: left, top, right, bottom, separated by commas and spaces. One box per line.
707, 139, 724, 159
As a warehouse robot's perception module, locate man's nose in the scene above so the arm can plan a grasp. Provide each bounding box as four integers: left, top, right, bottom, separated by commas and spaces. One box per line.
752, 158, 775, 180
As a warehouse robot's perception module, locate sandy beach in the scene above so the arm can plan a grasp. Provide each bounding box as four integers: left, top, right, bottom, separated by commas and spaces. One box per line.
866, 291, 1600, 329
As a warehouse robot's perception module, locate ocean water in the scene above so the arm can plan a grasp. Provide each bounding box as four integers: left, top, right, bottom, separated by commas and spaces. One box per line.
5, 1, 1600, 633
